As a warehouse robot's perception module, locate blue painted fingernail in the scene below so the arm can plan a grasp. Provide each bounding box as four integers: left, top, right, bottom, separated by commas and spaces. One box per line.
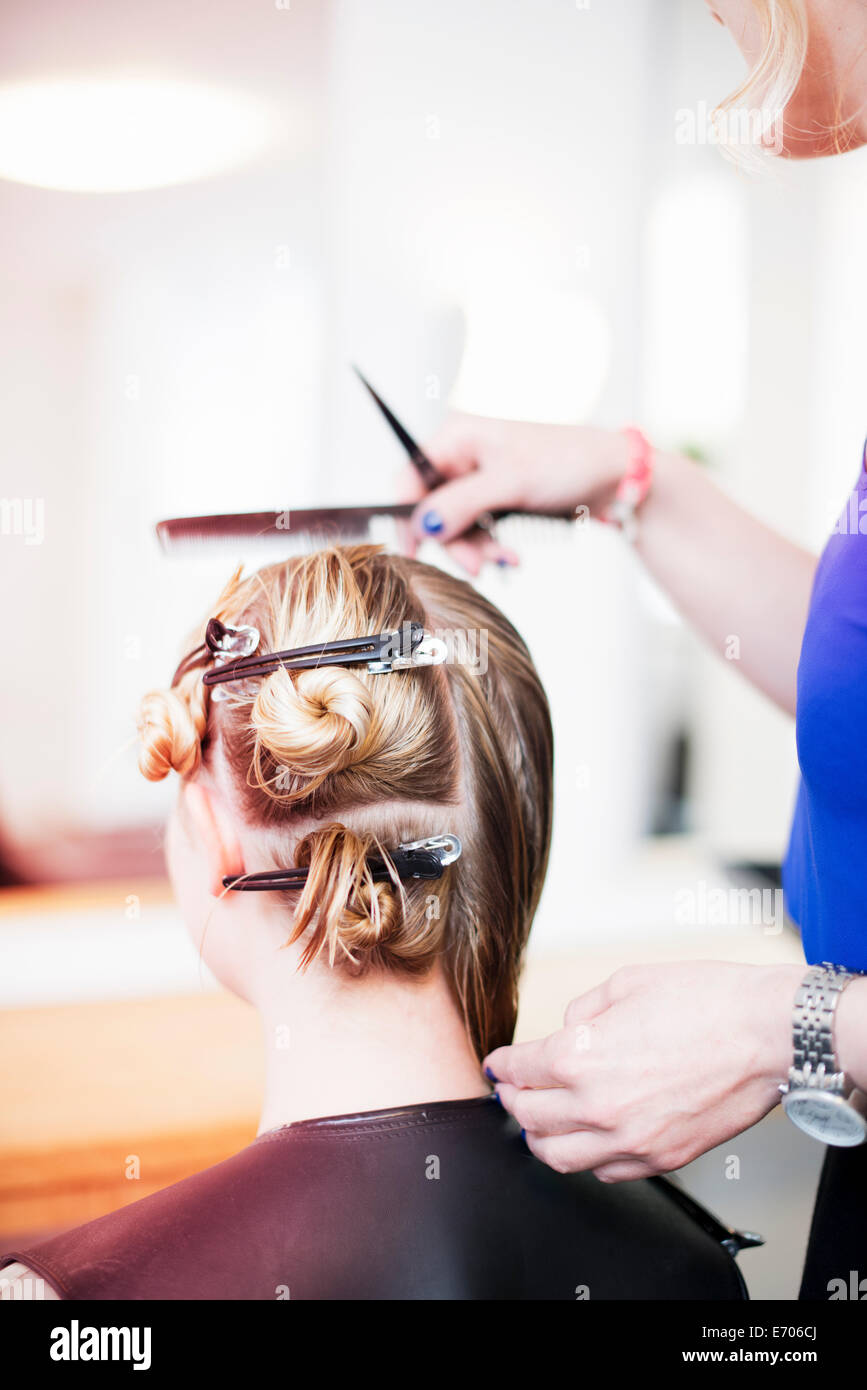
520, 1128, 527, 1142
490, 1089, 503, 1106
484, 1066, 499, 1083
496, 556, 510, 567
421, 510, 444, 535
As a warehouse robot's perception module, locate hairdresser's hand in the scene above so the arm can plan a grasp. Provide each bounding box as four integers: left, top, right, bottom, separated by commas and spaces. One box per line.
484, 961, 802, 1181
397, 413, 627, 575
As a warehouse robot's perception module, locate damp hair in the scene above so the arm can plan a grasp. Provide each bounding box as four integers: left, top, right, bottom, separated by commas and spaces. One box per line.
137, 545, 553, 1060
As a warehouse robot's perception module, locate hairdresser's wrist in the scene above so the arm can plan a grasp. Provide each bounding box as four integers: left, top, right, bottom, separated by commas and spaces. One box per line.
747, 963, 806, 1088
580, 427, 631, 517
620, 445, 699, 545
753, 963, 867, 1100
583, 432, 694, 526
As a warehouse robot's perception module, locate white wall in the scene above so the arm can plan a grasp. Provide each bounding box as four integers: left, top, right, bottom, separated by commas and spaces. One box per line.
0, 0, 332, 835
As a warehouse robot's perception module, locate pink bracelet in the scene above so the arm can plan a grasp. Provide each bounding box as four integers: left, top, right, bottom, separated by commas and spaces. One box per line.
601, 426, 654, 542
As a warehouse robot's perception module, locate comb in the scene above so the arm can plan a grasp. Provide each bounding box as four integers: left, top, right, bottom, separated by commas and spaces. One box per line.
155, 501, 575, 552
155, 368, 577, 555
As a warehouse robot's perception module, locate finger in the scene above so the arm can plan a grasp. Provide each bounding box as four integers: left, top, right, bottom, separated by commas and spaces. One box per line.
476, 533, 520, 568
422, 412, 488, 476
439, 531, 519, 576
394, 464, 429, 505
411, 470, 515, 544
397, 523, 419, 559
592, 1160, 654, 1184
443, 535, 486, 576
523, 1129, 630, 1175
563, 978, 618, 1028
394, 464, 430, 557
394, 458, 480, 562
496, 1082, 605, 1138
399, 464, 513, 565
484, 1030, 570, 1090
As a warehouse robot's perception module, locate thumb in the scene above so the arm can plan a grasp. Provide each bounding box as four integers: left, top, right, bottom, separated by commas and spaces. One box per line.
411, 470, 507, 542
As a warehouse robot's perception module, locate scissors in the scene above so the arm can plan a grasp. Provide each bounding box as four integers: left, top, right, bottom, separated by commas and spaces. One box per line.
352, 366, 498, 538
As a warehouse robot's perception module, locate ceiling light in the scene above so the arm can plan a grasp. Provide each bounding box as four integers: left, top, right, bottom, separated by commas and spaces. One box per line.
0, 76, 282, 192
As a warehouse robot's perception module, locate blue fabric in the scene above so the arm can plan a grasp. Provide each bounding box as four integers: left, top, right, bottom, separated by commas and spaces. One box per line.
783, 442, 867, 969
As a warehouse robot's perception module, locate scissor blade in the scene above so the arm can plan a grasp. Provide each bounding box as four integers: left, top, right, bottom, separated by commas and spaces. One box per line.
352, 365, 443, 488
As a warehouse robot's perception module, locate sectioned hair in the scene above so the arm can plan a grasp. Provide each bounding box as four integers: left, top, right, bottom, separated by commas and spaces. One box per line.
137, 545, 553, 1059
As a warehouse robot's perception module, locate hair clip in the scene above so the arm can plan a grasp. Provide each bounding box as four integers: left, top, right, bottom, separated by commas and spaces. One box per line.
201, 618, 262, 702
170, 616, 260, 690
205, 617, 261, 660
222, 833, 462, 892
202, 619, 446, 691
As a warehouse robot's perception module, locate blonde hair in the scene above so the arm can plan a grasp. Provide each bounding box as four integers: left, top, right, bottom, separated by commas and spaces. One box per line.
713, 0, 809, 167
714, 0, 867, 165
137, 545, 554, 1059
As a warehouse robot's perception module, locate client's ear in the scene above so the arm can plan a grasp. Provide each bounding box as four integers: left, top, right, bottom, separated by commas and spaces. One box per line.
182, 781, 245, 897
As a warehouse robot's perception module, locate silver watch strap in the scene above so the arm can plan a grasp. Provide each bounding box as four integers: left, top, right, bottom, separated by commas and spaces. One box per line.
788, 962, 855, 1094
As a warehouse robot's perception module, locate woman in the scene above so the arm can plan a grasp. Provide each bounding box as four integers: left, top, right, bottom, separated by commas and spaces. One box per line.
398, 0, 867, 1299
0, 547, 749, 1299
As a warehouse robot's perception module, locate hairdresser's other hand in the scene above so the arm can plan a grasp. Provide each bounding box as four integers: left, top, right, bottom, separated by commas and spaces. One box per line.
396, 413, 627, 575
484, 961, 802, 1181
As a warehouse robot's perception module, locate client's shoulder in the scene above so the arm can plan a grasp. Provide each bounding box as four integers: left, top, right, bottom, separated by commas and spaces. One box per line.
518, 1158, 749, 1300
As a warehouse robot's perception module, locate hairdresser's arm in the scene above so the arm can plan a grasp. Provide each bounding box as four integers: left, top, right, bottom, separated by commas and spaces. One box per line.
484, 962, 867, 1183
402, 417, 816, 716
635, 449, 815, 717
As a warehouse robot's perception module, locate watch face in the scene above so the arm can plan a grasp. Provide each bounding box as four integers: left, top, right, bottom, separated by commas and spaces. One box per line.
783, 1090, 867, 1146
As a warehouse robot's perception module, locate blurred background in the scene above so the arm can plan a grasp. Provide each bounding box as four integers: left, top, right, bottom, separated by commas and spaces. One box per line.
1, 0, 865, 1297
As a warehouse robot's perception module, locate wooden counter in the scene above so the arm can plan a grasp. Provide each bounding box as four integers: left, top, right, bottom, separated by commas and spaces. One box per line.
0, 991, 262, 1238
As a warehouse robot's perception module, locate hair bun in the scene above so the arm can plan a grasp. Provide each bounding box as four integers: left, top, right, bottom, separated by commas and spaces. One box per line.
137, 686, 206, 781
284, 822, 446, 972
251, 666, 373, 783
289, 823, 404, 968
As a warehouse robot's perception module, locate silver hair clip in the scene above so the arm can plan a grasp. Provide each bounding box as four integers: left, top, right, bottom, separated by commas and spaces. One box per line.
206, 616, 261, 660
205, 618, 261, 702
367, 632, 447, 673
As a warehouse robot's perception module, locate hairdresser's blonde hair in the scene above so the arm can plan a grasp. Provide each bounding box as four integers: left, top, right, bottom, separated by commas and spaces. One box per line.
713, 0, 809, 166
714, 0, 867, 165
138, 546, 553, 1059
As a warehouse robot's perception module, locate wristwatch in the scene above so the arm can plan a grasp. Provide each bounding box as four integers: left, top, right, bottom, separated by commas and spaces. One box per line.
781, 962, 867, 1146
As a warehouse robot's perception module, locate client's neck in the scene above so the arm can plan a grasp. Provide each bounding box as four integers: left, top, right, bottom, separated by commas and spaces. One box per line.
252, 948, 490, 1134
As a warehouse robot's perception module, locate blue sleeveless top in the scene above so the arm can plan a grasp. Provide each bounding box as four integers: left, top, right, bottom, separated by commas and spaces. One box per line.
783, 443, 867, 969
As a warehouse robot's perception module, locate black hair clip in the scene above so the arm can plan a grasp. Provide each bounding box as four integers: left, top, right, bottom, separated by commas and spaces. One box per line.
202, 618, 446, 691
222, 834, 462, 892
